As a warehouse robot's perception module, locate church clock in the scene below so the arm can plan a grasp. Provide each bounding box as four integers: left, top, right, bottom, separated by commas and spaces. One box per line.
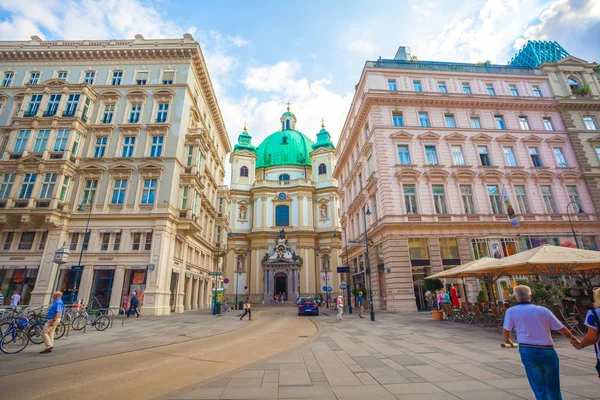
278, 192, 287, 200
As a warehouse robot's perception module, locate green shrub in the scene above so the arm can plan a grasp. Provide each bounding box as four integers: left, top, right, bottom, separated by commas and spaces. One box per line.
424, 278, 444, 293
529, 281, 564, 308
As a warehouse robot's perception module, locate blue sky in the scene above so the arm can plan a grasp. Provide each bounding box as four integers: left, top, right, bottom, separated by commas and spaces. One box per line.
1, 0, 599, 153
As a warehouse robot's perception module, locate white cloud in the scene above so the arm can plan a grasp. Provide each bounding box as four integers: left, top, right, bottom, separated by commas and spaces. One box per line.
243, 61, 303, 92
412, 1, 434, 16
347, 38, 376, 57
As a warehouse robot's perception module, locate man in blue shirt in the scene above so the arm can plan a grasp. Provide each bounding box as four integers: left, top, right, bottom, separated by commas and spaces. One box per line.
40, 291, 64, 354
357, 291, 364, 318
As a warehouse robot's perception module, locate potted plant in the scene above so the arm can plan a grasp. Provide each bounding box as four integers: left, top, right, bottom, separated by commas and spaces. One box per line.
477, 290, 489, 309
424, 278, 444, 320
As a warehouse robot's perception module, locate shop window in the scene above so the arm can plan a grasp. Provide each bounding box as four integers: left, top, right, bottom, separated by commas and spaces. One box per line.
439, 237, 460, 265
471, 238, 490, 259
409, 238, 429, 266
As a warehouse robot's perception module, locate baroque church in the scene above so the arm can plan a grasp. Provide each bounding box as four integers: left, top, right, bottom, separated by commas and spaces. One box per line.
225, 107, 342, 304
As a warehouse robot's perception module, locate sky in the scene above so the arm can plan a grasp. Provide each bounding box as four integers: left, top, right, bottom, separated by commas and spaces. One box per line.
0, 0, 599, 173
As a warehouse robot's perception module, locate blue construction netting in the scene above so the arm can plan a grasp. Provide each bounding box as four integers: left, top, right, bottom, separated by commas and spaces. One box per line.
508, 40, 570, 68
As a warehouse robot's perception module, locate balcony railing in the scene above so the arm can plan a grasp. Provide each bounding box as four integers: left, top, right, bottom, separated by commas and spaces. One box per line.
43, 110, 57, 117
366, 59, 546, 76
62, 110, 76, 117
23, 111, 37, 117
14, 200, 29, 208
35, 201, 50, 208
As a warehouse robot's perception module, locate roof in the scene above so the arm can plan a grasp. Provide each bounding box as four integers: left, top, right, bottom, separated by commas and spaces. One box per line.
509, 40, 570, 68
366, 59, 545, 76
256, 130, 315, 169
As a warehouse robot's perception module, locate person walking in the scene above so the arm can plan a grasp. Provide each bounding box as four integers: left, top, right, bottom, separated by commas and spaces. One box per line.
442, 291, 451, 306
503, 285, 580, 399
336, 295, 344, 321
127, 292, 140, 318
40, 291, 64, 354
436, 291, 444, 311
357, 291, 365, 318
571, 287, 600, 378
240, 298, 252, 321
450, 284, 460, 307
9, 291, 21, 307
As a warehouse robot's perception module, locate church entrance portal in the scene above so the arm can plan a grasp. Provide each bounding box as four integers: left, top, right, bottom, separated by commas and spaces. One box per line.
275, 273, 287, 298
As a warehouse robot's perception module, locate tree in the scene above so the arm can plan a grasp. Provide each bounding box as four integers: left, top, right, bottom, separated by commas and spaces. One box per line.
424, 278, 443, 293
528, 281, 564, 308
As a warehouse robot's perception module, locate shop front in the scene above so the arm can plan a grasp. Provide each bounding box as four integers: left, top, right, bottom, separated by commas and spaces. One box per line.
55, 267, 83, 304
0, 266, 39, 305
121, 268, 147, 313
89, 269, 115, 309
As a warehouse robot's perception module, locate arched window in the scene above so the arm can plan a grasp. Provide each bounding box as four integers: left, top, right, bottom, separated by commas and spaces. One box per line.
240, 166, 249, 177
567, 77, 580, 90
275, 205, 289, 226
279, 174, 290, 181
285, 119, 291, 130
318, 163, 327, 175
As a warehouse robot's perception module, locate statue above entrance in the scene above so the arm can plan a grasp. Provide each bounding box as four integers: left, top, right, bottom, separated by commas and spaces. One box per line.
262, 230, 303, 265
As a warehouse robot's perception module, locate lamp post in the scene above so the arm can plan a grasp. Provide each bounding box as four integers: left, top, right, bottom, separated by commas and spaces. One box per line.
362, 208, 375, 321
566, 201, 585, 249
213, 226, 231, 315
74, 199, 93, 304
340, 229, 352, 314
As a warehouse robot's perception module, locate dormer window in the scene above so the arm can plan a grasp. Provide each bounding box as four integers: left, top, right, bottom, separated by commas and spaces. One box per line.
278, 174, 290, 181
240, 166, 249, 177
318, 163, 327, 175
567, 77, 579, 91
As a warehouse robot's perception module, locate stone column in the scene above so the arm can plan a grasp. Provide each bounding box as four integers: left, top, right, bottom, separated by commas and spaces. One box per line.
199, 278, 205, 309
29, 227, 69, 306
184, 275, 192, 311
380, 237, 416, 312
428, 238, 443, 275
457, 236, 476, 303
109, 267, 126, 309
192, 277, 199, 310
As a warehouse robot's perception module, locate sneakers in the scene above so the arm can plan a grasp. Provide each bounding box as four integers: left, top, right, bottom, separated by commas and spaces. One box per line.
39, 347, 53, 354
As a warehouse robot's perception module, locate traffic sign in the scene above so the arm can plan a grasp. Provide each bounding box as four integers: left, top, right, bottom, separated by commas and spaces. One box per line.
340, 284, 347, 290
322, 286, 328, 291
337, 267, 350, 273
223, 278, 230, 284
325, 286, 333, 292
223, 283, 229, 289
209, 271, 222, 276
71, 265, 84, 271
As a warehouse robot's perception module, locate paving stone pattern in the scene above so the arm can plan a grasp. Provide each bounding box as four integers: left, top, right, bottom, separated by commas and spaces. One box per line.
168, 311, 600, 400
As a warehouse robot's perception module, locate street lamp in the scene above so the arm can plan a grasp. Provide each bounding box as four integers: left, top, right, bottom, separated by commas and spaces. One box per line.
339, 230, 352, 314
73, 199, 93, 304
566, 201, 585, 249
213, 226, 231, 315
362, 208, 375, 321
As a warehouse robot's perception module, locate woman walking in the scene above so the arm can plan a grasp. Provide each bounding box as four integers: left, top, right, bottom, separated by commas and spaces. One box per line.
336, 295, 344, 321
572, 287, 600, 378
240, 298, 252, 321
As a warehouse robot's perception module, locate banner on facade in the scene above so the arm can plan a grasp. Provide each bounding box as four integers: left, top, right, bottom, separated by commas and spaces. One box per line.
502, 187, 519, 228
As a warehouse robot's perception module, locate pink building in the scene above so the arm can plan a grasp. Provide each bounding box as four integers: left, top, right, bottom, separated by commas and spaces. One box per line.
334, 48, 600, 313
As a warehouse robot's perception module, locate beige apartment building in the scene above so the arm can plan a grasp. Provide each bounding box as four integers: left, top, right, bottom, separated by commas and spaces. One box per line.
0, 34, 231, 315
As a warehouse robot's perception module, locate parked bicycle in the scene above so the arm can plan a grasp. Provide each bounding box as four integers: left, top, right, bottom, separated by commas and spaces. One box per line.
26, 313, 66, 345
0, 316, 30, 354
71, 310, 110, 331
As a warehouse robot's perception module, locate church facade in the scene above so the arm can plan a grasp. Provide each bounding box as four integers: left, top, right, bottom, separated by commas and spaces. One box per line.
225, 108, 342, 305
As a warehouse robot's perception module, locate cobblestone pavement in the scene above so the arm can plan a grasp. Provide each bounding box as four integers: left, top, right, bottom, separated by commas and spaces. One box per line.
166, 309, 600, 400
0, 308, 249, 376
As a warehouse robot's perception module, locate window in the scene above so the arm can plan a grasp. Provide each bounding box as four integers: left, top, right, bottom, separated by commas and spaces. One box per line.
101, 104, 114, 124
518, 116, 530, 130
392, 112, 404, 126
111, 71, 123, 86
132, 233, 141, 251
478, 146, 491, 166
470, 116, 481, 129
275, 205, 290, 226
18, 173, 36, 199
418, 112, 430, 127
112, 179, 127, 204
69, 233, 79, 251
13, 129, 30, 152
33, 129, 50, 152
113, 232, 121, 251
57, 71, 68, 80
460, 185, 475, 214
43, 94, 61, 117
440, 237, 460, 263
83, 71, 95, 84
18, 232, 35, 250
144, 232, 153, 251
514, 185, 531, 214
3, 232, 14, 250
397, 145, 411, 165
0, 173, 15, 200
425, 145, 439, 165
181, 186, 188, 209
0, 137, 7, 159
462, 83, 472, 94
141, 179, 157, 204
81, 97, 91, 121
568, 77, 579, 91
451, 145, 465, 166
403, 184, 418, 214
583, 117, 598, 130
413, 80, 422, 92
486, 84, 496, 95
566, 185, 580, 206
432, 185, 447, 214
39, 173, 57, 200
2, 72, 14, 87
38, 231, 48, 250
540, 185, 557, 213
509, 85, 519, 96
532, 86, 542, 97
94, 137, 107, 158
444, 114, 456, 128
409, 238, 429, 262
53, 129, 70, 152
367, 155, 374, 174
162, 70, 174, 84
29, 72, 40, 85
529, 147, 543, 167
279, 173, 290, 181
59, 176, 70, 202
553, 148, 567, 167
503, 146, 517, 166
64, 94, 80, 116
438, 81, 447, 93
129, 104, 141, 123
542, 117, 554, 131
186, 146, 194, 166
82, 179, 98, 204
25, 94, 42, 116
150, 136, 164, 157
487, 185, 503, 214
156, 103, 169, 122
122, 137, 135, 157
387, 79, 397, 91
318, 163, 327, 175
135, 71, 148, 85
100, 233, 110, 251
494, 115, 506, 130
240, 166, 249, 177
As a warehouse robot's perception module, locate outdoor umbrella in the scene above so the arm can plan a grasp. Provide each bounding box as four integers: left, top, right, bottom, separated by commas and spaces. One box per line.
426, 257, 501, 280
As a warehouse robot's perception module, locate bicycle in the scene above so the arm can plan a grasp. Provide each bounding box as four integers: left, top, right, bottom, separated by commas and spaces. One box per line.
0, 316, 30, 354
26, 313, 66, 345
71, 310, 110, 331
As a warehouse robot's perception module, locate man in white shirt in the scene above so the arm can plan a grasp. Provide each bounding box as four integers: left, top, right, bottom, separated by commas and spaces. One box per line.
9, 292, 21, 306
503, 285, 579, 400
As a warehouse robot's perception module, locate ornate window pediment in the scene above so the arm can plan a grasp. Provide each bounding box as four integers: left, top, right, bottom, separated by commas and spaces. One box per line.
79, 163, 105, 177
531, 170, 556, 182
139, 161, 164, 178
557, 170, 581, 182
545, 135, 567, 144
522, 134, 544, 144
126, 89, 148, 103
153, 88, 175, 103
478, 169, 504, 182
395, 167, 421, 182
444, 132, 467, 142
451, 169, 477, 182
588, 135, 600, 143
41, 79, 68, 91
495, 134, 519, 143
108, 163, 135, 173
423, 168, 449, 182
471, 133, 493, 142
390, 130, 413, 141
417, 131, 441, 141
505, 170, 530, 182
98, 90, 122, 104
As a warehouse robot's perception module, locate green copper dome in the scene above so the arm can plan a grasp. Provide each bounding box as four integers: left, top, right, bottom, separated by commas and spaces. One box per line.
233, 126, 256, 153
256, 130, 315, 169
